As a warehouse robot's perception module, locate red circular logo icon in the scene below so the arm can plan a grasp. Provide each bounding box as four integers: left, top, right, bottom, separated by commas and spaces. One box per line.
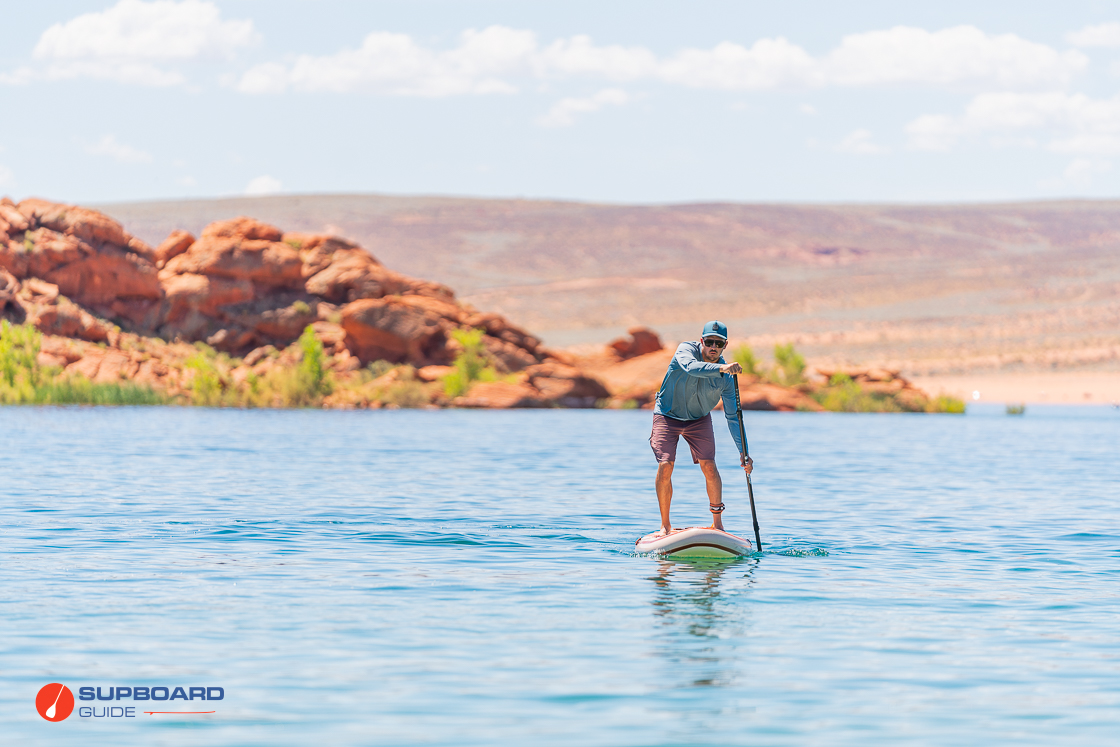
36, 683, 74, 722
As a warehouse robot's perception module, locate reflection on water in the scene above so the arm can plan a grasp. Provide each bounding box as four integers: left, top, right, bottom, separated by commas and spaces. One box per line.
649, 558, 757, 688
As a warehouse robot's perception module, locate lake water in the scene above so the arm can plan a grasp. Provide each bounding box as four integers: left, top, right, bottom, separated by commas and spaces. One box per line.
2, 405, 1118, 746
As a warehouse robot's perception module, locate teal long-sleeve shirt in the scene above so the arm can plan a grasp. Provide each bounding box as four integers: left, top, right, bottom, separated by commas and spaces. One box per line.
654, 342, 748, 455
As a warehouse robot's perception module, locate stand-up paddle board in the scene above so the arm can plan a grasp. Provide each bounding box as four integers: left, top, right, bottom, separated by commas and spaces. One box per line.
635, 527, 753, 558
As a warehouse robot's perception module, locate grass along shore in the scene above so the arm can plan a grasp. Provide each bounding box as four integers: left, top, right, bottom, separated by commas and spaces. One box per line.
0, 321, 510, 409
729, 343, 965, 414
1, 321, 965, 412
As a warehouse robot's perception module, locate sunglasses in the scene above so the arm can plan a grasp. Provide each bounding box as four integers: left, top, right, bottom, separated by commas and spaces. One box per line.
702, 338, 727, 348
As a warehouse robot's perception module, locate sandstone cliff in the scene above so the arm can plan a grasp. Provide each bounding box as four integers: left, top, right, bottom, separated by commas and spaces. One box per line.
1, 196, 607, 407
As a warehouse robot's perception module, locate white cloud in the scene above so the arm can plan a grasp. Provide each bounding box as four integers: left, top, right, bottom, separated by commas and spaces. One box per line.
0, 67, 37, 86
1066, 22, 1120, 48
235, 24, 1084, 98
570, 25, 1084, 91
652, 26, 1082, 92
35, 0, 257, 60
236, 62, 288, 95
906, 92, 1120, 155
1064, 157, 1111, 182
799, 103, 818, 115
536, 88, 629, 127
837, 129, 889, 154
245, 175, 283, 195
534, 35, 657, 80
51, 61, 186, 86
0, 164, 13, 187
85, 134, 153, 163
1050, 132, 1120, 156
239, 26, 534, 96
823, 26, 1086, 89
659, 38, 819, 90
988, 135, 1038, 149
21, 0, 256, 86
904, 115, 964, 151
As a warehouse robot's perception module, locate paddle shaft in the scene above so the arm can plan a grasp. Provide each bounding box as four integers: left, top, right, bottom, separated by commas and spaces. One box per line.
732, 374, 762, 551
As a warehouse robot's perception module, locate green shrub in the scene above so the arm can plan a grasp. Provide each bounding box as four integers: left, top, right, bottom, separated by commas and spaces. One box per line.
35, 377, 166, 405
444, 328, 499, 397
382, 368, 430, 408
0, 320, 45, 392
0, 321, 165, 406
773, 342, 806, 385
292, 300, 311, 315
813, 376, 901, 413
298, 325, 330, 397
730, 344, 760, 375
184, 353, 224, 406
256, 368, 316, 407
442, 368, 469, 398
935, 395, 967, 414
383, 381, 429, 408
232, 327, 334, 408
367, 360, 397, 378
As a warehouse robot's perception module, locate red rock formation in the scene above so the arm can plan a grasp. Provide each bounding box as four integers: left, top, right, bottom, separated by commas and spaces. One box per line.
152, 230, 195, 265
814, 366, 932, 411
453, 381, 549, 408
608, 326, 663, 359
1, 198, 162, 331
735, 379, 824, 412
341, 297, 447, 364
523, 362, 610, 407
1, 196, 606, 407
815, 366, 918, 396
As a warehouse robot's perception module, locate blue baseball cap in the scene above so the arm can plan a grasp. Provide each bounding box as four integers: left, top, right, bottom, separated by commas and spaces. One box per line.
701, 320, 728, 340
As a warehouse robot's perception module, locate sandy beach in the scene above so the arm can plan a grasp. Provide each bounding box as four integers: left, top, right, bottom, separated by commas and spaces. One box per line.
910, 372, 1120, 406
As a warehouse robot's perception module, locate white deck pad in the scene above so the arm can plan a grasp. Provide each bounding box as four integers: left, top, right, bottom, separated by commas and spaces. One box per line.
635, 526, 753, 558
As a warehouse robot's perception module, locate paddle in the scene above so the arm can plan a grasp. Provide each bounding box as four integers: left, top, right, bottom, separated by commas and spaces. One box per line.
732, 373, 762, 551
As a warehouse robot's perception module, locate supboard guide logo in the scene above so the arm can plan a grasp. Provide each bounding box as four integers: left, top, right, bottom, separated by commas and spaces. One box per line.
36, 683, 75, 722
36, 682, 223, 721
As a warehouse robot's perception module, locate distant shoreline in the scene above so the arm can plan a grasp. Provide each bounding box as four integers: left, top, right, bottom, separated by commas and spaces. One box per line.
910, 371, 1120, 406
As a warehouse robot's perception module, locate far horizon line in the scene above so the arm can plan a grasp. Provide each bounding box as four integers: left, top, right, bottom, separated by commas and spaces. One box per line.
67, 190, 1120, 211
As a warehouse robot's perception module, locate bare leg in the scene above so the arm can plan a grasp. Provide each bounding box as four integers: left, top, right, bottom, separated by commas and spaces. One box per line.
698, 459, 724, 531
656, 461, 675, 534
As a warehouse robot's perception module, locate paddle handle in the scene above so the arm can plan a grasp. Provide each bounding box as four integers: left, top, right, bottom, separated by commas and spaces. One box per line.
732, 373, 762, 551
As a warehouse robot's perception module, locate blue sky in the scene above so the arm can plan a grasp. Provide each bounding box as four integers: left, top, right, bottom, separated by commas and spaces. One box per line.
3, 1, 1120, 204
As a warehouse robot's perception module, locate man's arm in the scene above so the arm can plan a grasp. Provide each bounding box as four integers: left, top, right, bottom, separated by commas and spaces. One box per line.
674, 343, 723, 376
722, 374, 754, 474
721, 374, 747, 455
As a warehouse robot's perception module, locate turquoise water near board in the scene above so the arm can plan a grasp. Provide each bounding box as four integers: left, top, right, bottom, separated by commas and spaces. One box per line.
2, 405, 1118, 745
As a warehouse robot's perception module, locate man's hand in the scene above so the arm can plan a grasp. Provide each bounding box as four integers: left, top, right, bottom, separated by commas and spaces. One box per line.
720, 362, 743, 375
741, 455, 753, 475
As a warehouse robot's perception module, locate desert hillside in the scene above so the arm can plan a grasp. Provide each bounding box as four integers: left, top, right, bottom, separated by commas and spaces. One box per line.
96, 195, 1120, 394
2, 195, 962, 412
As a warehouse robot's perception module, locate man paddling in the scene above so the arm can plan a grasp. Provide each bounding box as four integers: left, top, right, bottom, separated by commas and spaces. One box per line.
650, 321, 752, 536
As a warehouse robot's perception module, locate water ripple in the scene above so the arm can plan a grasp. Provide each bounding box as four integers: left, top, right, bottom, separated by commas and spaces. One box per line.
1, 405, 1118, 746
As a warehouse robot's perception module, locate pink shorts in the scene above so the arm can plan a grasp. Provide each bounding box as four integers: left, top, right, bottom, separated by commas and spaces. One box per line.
650, 413, 716, 464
